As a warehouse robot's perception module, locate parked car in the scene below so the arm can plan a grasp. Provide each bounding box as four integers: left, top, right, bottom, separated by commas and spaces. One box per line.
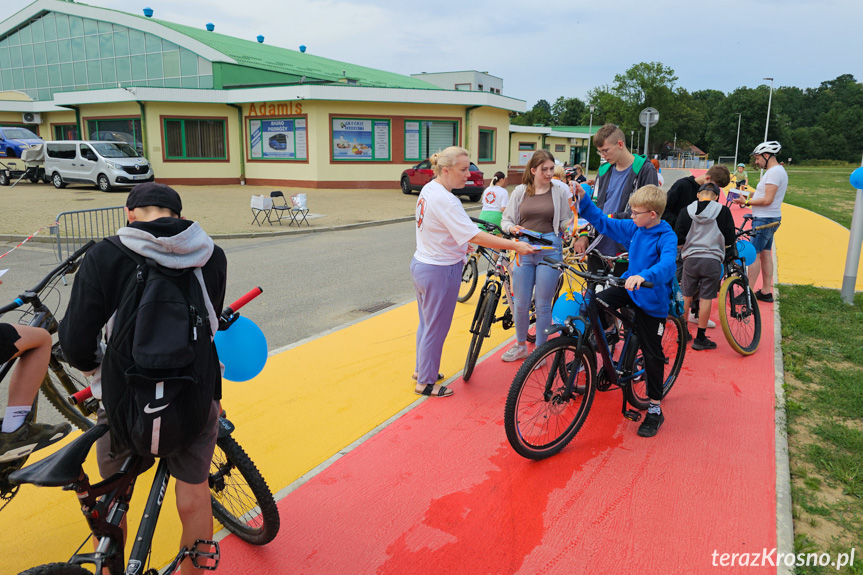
0, 126, 44, 158
400, 159, 484, 201
89, 130, 144, 156
45, 140, 154, 192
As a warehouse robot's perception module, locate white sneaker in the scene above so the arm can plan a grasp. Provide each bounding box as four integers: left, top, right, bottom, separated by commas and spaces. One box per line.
502, 344, 529, 362
688, 312, 716, 329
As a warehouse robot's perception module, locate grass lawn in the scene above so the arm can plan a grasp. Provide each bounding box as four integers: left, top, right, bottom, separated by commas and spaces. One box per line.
771, 162, 863, 572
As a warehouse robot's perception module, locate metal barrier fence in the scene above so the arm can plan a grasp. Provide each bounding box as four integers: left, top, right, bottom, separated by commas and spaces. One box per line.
51, 206, 125, 262
659, 158, 715, 170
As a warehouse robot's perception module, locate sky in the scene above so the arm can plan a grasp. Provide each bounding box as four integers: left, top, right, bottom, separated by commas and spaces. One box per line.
2, 0, 862, 110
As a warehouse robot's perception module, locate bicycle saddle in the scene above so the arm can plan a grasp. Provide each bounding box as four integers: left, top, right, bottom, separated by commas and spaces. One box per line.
743, 214, 753, 220
9, 424, 108, 487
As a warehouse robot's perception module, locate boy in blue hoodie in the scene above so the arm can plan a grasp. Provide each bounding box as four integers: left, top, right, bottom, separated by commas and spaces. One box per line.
573, 184, 677, 437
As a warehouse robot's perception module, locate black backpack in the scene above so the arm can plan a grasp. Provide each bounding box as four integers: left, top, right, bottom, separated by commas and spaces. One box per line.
100, 237, 217, 458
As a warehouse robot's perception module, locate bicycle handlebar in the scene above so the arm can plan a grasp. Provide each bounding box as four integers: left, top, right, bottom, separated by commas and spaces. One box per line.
470, 217, 554, 245
543, 256, 653, 288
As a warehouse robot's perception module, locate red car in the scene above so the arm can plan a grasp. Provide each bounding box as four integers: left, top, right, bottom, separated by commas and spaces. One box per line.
400, 159, 484, 201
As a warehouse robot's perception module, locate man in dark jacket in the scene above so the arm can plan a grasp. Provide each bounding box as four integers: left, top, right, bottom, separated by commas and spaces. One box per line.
59, 183, 227, 575
575, 124, 658, 274
662, 164, 731, 229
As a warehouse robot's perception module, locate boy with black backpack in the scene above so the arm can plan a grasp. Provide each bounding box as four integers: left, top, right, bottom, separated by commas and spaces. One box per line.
59, 183, 227, 575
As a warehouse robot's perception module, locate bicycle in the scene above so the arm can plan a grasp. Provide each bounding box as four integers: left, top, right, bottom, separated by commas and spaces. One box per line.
0, 241, 99, 509
10, 288, 280, 574
717, 215, 781, 356
504, 257, 687, 460
462, 218, 551, 381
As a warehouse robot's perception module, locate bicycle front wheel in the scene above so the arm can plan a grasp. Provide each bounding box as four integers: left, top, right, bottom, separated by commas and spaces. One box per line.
623, 315, 687, 409
463, 285, 497, 382
19, 564, 93, 575
504, 338, 596, 460
718, 276, 761, 355
457, 257, 478, 303
40, 354, 97, 431
210, 435, 280, 545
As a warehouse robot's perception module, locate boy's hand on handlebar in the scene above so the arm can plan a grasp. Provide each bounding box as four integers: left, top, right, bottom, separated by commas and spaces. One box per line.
625, 275, 646, 291
509, 225, 525, 236
574, 235, 589, 254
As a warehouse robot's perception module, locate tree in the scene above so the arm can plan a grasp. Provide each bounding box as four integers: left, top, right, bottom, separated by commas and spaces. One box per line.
551, 96, 586, 126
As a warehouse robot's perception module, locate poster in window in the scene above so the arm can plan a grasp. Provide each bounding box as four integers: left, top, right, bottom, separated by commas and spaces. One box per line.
373, 121, 389, 159
250, 119, 298, 159
295, 119, 307, 159
405, 121, 420, 160
333, 119, 374, 159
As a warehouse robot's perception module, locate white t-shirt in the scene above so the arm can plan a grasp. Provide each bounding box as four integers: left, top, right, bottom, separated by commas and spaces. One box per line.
751, 164, 788, 218
481, 185, 509, 211
414, 180, 481, 265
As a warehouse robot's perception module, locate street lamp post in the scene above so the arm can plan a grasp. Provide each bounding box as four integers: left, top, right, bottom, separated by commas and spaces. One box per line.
761, 77, 774, 177
733, 112, 742, 167
585, 105, 596, 178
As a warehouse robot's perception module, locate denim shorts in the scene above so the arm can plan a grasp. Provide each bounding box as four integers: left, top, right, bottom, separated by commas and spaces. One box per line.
750, 217, 781, 253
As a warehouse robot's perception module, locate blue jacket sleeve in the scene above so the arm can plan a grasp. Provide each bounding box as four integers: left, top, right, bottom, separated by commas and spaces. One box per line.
638, 230, 677, 285
577, 192, 637, 247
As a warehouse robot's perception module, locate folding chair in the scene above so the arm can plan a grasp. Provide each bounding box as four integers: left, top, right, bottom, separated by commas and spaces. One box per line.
250, 195, 273, 226
269, 191, 294, 225
290, 193, 310, 226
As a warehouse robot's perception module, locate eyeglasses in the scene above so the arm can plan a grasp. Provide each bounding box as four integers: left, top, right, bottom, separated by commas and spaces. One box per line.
630, 209, 654, 217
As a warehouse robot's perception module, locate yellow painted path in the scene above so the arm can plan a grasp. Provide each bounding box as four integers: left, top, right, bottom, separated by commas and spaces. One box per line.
775, 203, 863, 290
0, 297, 513, 574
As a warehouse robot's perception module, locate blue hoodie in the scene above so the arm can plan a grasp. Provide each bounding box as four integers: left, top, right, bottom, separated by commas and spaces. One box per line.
578, 193, 677, 318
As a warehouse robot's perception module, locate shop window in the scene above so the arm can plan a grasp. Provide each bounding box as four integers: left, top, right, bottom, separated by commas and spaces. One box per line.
403, 119, 458, 161
478, 129, 495, 162
332, 118, 390, 161
87, 118, 142, 153
53, 124, 79, 140
518, 142, 536, 151
164, 118, 227, 160
249, 117, 307, 161
555, 144, 565, 152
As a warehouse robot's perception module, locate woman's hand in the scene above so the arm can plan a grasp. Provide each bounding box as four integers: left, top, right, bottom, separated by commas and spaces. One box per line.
574, 235, 589, 254
512, 240, 537, 256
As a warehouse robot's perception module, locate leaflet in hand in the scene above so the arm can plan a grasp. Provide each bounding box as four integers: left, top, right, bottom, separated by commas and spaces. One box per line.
519, 229, 555, 250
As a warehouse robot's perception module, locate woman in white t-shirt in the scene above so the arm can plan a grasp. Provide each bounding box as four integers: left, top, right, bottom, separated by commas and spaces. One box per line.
412, 147, 535, 397
478, 171, 509, 231
733, 141, 787, 303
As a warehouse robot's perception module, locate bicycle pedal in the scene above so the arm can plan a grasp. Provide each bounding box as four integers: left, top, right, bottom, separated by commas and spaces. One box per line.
623, 410, 642, 422
189, 539, 220, 571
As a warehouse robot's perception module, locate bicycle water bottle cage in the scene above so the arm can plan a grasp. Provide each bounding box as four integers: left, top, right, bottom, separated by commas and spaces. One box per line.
189, 539, 220, 570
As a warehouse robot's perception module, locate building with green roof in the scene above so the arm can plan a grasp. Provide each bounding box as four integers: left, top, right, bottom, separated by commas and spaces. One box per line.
0, 0, 525, 189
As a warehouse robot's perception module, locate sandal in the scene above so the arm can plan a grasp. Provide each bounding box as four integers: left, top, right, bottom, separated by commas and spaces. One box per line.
415, 383, 453, 398
412, 372, 444, 382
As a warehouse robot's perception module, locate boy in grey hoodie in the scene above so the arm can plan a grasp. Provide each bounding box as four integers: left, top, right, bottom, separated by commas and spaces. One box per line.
60, 183, 226, 575
674, 183, 736, 350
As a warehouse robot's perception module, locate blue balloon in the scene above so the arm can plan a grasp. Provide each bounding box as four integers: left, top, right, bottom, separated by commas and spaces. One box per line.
214, 316, 268, 382
850, 167, 863, 190
735, 240, 757, 265
580, 183, 593, 197
552, 291, 585, 333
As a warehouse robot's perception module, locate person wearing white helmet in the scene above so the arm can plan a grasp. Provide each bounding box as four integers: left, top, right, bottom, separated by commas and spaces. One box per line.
733, 141, 787, 303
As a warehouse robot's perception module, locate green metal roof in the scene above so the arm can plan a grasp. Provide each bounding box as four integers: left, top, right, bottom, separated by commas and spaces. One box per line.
550, 125, 600, 134
137, 15, 441, 90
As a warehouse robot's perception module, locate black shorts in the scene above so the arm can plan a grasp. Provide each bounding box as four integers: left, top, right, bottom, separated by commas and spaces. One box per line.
682, 257, 723, 300
0, 323, 22, 365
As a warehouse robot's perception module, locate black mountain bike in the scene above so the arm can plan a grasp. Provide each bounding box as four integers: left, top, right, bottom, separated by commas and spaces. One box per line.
717, 214, 781, 356
462, 218, 552, 381
504, 257, 686, 460
0, 241, 98, 510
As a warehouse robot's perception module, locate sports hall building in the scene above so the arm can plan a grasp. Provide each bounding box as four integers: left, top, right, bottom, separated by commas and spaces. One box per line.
0, 0, 526, 188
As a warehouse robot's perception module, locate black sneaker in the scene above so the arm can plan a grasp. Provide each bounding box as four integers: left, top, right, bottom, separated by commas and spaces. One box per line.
755, 290, 774, 303
0, 421, 72, 462
692, 335, 718, 350
637, 412, 665, 437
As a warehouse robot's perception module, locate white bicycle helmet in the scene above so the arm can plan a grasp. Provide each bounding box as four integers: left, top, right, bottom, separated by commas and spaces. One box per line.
751, 141, 781, 156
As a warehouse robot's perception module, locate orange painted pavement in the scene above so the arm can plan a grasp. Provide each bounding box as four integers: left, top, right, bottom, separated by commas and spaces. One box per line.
215, 208, 779, 574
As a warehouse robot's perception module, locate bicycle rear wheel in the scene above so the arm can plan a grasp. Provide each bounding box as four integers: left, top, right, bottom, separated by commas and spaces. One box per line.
463, 285, 497, 382
40, 351, 98, 431
624, 315, 687, 409
210, 435, 280, 545
504, 338, 595, 460
457, 257, 478, 303
718, 276, 761, 355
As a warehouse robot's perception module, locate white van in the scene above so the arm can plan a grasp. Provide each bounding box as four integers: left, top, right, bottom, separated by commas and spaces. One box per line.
44, 140, 154, 192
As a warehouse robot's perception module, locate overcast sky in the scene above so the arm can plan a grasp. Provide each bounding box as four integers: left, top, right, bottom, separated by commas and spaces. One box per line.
2, 0, 861, 109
